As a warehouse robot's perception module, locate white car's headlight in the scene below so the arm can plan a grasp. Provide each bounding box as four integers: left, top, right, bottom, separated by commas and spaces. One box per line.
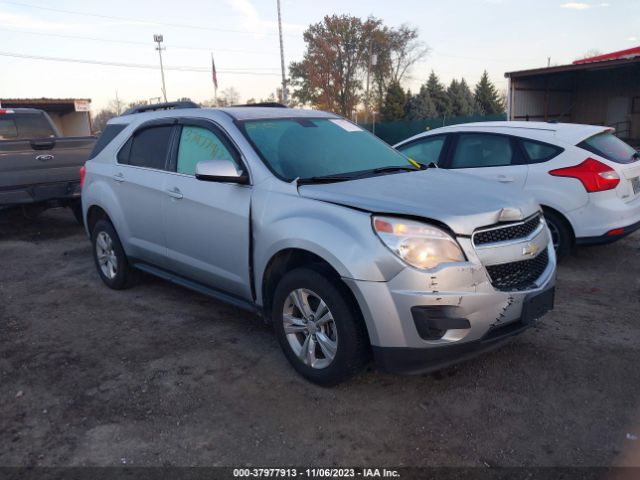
372, 216, 465, 270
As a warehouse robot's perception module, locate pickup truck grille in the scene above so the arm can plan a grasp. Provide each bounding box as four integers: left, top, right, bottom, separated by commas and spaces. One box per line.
473, 213, 542, 246
486, 249, 549, 292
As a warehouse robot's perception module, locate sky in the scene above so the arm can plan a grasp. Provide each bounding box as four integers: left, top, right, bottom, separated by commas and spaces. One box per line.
0, 0, 638, 112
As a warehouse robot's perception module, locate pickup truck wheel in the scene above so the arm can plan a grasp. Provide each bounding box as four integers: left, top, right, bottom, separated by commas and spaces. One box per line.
272, 267, 368, 386
91, 220, 135, 290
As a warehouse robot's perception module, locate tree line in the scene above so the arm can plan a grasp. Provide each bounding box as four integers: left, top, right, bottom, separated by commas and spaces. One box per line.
380, 70, 504, 123
289, 14, 504, 122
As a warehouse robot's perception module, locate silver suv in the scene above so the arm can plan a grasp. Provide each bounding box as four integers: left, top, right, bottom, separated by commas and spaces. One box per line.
81, 102, 556, 385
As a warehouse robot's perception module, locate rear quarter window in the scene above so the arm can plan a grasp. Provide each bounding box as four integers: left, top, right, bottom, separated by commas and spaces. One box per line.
89, 124, 127, 159
521, 139, 564, 163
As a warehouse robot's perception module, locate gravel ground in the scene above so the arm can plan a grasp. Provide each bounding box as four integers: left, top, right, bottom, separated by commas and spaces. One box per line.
1, 207, 639, 467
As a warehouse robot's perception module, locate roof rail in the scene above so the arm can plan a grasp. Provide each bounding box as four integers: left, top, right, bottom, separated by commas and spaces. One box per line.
228, 102, 288, 108
122, 101, 200, 116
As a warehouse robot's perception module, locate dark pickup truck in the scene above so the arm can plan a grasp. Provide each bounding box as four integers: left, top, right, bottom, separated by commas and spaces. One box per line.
0, 107, 95, 221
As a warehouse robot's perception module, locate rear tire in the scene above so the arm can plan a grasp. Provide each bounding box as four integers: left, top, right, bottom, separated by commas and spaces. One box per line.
543, 208, 572, 262
272, 267, 369, 386
91, 219, 136, 289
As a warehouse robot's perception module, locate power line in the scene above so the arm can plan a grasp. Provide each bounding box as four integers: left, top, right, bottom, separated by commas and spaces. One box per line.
0, 51, 282, 75
0, 0, 299, 38
0, 27, 285, 55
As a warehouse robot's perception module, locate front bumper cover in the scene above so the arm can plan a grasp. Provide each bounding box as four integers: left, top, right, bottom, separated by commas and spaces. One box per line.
372, 285, 555, 374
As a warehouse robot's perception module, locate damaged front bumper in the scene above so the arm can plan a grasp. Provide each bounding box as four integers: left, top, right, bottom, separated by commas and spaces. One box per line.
343, 242, 556, 374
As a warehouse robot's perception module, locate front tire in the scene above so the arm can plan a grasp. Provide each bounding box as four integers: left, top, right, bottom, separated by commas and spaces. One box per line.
272, 267, 369, 386
543, 209, 572, 262
91, 219, 135, 290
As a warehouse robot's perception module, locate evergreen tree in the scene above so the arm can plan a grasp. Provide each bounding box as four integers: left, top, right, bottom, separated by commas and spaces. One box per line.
425, 71, 451, 117
474, 71, 503, 115
447, 78, 477, 117
380, 81, 407, 121
405, 84, 436, 120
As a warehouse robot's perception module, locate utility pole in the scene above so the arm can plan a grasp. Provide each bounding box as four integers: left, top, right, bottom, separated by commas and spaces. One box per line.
114, 91, 122, 115
276, 0, 288, 104
154, 34, 167, 102
365, 40, 371, 124
364, 39, 377, 124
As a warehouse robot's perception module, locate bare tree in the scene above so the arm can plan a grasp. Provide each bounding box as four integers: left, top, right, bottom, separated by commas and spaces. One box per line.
388, 25, 430, 83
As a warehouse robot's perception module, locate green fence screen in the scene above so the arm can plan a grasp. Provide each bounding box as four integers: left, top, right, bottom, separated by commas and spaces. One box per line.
360, 114, 507, 145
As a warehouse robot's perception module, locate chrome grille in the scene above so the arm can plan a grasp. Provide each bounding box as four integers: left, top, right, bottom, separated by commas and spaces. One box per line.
486, 249, 549, 292
474, 213, 542, 246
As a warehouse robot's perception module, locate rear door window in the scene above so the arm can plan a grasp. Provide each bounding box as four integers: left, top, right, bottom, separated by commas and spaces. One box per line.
15, 114, 55, 139
0, 118, 18, 140
176, 126, 237, 175
521, 139, 563, 163
118, 126, 172, 170
578, 132, 638, 164
0, 114, 53, 140
450, 133, 517, 168
397, 135, 446, 165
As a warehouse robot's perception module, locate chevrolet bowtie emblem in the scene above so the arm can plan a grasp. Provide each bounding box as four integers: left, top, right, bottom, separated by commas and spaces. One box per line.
522, 243, 539, 257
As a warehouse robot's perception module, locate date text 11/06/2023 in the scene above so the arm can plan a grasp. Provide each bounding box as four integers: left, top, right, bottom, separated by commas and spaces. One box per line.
232, 468, 401, 478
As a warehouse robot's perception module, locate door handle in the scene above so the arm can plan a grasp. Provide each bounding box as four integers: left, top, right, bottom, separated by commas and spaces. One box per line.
112, 173, 125, 183
166, 187, 183, 199
497, 175, 514, 183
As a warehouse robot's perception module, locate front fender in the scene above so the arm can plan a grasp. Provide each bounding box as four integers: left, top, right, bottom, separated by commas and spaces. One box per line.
252, 190, 405, 307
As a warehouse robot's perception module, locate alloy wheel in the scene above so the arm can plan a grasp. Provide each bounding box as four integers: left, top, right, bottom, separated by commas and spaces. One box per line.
282, 288, 338, 369
96, 231, 118, 280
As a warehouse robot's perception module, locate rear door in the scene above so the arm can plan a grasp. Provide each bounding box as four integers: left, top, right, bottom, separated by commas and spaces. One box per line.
112, 121, 175, 267
444, 132, 528, 188
162, 119, 252, 300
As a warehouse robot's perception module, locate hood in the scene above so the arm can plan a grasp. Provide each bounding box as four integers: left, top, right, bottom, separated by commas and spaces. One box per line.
298, 169, 540, 235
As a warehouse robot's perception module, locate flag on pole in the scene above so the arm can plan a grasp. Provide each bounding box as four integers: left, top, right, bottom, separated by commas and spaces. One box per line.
211, 53, 218, 90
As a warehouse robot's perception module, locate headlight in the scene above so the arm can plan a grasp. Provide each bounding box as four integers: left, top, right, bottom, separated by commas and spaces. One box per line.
372, 216, 465, 270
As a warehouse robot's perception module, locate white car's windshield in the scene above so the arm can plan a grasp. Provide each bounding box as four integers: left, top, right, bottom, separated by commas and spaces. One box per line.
240, 118, 415, 182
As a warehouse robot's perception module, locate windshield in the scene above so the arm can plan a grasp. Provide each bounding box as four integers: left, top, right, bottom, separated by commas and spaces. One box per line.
578, 131, 638, 164
240, 118, 412, 181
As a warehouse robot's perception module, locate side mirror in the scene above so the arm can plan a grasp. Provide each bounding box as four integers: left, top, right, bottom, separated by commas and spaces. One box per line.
195, 160, 249, 184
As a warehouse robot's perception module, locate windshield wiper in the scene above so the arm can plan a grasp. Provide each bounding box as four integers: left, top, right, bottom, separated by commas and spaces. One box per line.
371, 164, 426, 174
297, 175, 355, 185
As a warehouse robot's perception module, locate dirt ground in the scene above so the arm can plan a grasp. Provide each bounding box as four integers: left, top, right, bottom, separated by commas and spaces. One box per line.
1, 207, 639, 467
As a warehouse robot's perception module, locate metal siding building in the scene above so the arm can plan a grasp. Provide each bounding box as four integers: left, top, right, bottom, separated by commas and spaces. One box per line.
0, 98, 92, 136
505, 48, 640, 142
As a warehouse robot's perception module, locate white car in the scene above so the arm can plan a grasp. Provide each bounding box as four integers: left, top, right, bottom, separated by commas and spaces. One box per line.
395, 122, 640, 259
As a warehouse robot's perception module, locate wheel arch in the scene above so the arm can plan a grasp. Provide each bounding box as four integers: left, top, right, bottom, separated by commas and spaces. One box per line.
540, 204, 576, 242
260, 248, 360, 324
86, 205, 112, 235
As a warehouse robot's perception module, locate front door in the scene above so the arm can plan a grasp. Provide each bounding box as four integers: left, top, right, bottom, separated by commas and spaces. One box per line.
446, 132, 528, 189
162, 120, 252, 300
